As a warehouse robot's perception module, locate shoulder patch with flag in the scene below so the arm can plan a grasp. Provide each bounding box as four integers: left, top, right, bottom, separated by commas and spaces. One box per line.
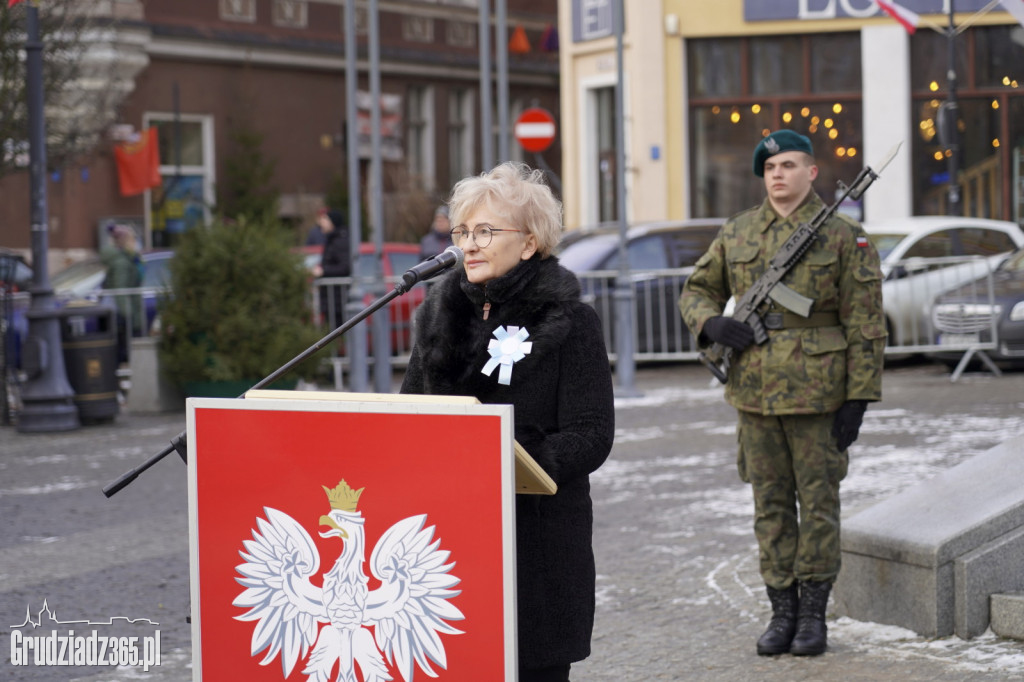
857, 236, 870, 248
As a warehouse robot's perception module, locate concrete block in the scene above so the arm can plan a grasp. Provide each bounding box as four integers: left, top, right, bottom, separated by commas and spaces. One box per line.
127, 337, 183, 414
991, 593, 1024, 641
834, 551, 953, 636
836, 436, 1024, 638
954, 526, 1024, 639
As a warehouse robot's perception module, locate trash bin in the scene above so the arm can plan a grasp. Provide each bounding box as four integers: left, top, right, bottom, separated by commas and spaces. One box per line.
59, 303, 119, 423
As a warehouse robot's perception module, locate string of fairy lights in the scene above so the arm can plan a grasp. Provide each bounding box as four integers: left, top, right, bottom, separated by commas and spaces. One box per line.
709, 102, 859, 159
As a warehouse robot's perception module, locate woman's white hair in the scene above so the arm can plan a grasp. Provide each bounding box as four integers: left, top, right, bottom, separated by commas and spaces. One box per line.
447, 162, 562, 258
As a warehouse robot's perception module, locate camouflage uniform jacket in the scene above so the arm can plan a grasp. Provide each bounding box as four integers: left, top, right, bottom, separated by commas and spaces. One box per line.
679, 192, 886, 415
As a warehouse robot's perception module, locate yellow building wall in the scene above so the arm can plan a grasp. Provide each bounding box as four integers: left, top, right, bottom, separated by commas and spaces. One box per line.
562, 0, 1016, 225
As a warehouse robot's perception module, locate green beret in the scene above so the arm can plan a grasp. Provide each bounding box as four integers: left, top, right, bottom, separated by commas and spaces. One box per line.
752, 130, 813, 177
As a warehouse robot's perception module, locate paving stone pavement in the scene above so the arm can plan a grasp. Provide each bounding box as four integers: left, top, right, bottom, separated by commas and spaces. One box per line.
2, 360, 1023, 681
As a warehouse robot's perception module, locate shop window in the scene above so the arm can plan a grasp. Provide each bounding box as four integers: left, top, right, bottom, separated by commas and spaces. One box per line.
910, 25, 1023, 219
448, 88, 474, 185
594, 86, 617, 223
688, 38, 742, 98
407, 86, 435, 191
687, 33, 862, 219
145, 116, 214, 249
809, 33, 862, 93
272, 1, 307, 29
750, 36, 802, 96
220, 0, 255, 23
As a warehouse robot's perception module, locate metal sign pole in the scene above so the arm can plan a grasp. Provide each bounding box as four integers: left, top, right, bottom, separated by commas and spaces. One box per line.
612, 0, 639, 397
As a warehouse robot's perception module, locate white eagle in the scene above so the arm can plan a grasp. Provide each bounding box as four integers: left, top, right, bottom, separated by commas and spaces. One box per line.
233, 480, 465, 682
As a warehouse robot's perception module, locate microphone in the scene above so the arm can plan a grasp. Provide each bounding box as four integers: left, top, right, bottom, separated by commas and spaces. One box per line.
395, 245, 464, 293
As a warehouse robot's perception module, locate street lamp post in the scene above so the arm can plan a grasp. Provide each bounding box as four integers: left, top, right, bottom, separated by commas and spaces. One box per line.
17, 3, 79, 432
944, 1, 962, 216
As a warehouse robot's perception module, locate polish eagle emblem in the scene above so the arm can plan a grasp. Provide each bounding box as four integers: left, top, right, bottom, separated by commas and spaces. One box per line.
233, 480, 465, 682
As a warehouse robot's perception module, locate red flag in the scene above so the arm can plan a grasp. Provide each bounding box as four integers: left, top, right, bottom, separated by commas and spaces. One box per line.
114, 127, 162, 197
508, 25, 530, 54
877, 0, 920, 34
8, 0, 28, 7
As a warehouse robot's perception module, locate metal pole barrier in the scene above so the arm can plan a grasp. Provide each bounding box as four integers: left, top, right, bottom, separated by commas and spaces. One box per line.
369, 0, 392, 393
612, 0, 639, 397
496, 0, 509, 163
344, 0, 369, 392
479, 0, 493, 172
17, 3, 80, 432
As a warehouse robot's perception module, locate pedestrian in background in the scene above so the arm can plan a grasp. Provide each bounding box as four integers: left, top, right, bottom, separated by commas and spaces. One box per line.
418, 204, 451, 260
311, 209, 351, 329
304, 207, 328, 246
101, 223, 145, 364
401, 162, 614, 681
679, 130, 886, 657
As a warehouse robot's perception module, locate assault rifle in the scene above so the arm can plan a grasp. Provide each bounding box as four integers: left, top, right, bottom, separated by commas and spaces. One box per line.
698, 143, 900, 383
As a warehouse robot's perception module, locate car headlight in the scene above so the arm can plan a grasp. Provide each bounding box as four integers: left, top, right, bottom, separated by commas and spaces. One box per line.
1010, 301, 1024, 322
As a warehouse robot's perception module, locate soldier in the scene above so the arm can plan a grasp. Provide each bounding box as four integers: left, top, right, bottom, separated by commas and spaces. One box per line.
679, 130, 886, 656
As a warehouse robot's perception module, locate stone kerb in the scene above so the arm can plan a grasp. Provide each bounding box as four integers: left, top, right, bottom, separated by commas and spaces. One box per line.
834, 434, 1024, 638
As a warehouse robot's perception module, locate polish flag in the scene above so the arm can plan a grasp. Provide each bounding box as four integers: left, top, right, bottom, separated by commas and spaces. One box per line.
1000, 0, 1024, 29
877, 0, 920, 34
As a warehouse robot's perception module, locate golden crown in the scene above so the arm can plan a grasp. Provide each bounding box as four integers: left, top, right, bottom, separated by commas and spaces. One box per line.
323, 480, 364, 512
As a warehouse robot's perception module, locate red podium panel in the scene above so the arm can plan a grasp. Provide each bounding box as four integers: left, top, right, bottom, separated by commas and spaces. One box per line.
186, 395, 518, 681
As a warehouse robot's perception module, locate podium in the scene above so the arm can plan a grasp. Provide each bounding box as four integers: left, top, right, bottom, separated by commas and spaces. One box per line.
186, 391, 555, 681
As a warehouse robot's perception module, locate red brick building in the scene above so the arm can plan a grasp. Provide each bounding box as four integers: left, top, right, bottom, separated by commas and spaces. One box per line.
0, 0, 560, 267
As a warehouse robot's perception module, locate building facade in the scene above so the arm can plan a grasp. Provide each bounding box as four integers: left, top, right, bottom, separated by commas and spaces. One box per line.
0, 0, 560, 266
558, 0, 1024, 230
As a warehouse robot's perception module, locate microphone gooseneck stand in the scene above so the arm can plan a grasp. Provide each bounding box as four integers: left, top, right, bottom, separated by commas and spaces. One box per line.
101, 250, 459, 498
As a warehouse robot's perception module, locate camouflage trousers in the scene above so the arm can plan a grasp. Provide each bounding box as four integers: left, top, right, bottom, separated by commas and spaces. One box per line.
736, 409, 848, 590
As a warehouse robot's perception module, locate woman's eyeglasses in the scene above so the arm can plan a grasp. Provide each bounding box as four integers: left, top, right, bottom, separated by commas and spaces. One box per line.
449, 225, 523, 248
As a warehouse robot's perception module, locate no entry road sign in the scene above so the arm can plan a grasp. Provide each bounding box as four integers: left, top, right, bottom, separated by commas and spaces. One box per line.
514, 107, 556, 153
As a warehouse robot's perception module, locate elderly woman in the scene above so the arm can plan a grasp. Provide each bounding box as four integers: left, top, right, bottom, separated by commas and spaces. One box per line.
400, 162, 614, 682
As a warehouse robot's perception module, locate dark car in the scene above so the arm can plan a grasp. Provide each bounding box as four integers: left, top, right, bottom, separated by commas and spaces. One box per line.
557, 219, 725, 355
930, 246, 1024, 365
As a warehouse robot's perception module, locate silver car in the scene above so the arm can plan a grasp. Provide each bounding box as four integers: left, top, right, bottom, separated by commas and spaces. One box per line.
863, 217, 1024, 349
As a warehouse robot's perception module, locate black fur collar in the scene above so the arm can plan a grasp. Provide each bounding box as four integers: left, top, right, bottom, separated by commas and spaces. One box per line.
413, 255, 582, 393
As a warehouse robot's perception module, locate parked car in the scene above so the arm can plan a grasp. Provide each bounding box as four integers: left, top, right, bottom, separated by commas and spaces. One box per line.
557, 219, 725, 354
3, 251, 174, 373
49, 250, 175, 334
862, 217, 1024, 348
299, 242, 427, 354
930, 245, 1024, 365
0, 249, 33, 291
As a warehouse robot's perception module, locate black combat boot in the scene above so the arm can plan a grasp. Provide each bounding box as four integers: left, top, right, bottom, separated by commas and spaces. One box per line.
756, 584, 799, 656
790, 580, 832, 656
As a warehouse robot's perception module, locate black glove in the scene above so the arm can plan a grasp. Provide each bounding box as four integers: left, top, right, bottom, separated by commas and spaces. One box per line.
702, 316, 755, 351
832, 400, 868, 451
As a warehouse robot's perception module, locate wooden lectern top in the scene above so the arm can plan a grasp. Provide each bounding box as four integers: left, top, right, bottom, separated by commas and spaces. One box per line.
244, 389, 557, 495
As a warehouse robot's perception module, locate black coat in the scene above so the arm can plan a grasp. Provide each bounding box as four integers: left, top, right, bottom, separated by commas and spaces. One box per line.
320, 228, 351, 278
400, 255, 615, 669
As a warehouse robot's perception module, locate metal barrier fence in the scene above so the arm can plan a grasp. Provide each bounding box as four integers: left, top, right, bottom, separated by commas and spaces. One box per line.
312, 274, 418, 357
572, 254, 1002, 366
1, 255, 1004, 405
575, 268, 701, 362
